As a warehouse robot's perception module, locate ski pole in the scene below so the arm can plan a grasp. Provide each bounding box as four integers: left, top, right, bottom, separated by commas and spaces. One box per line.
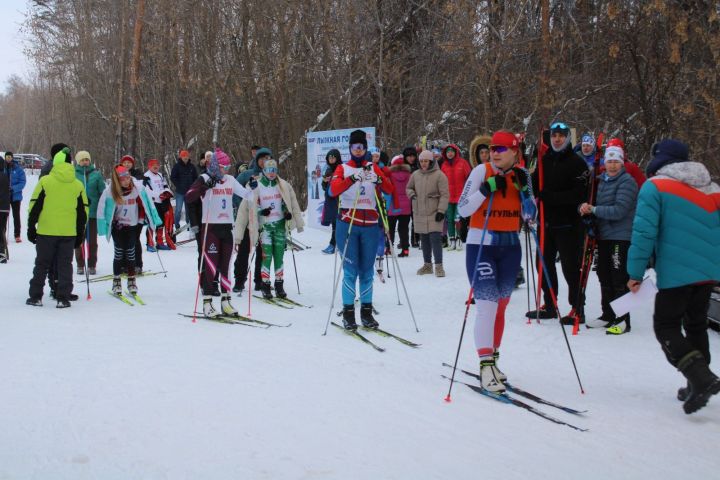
445, 193, 494, 403
375, 190, 418, 331
246, 237, 261, 317
323, 185, 362, 336
376, 197, 402, 306
191, 189, 214, 323
288, 229, 301, 294
529, 226, 585, 394
81, 171, 91, 299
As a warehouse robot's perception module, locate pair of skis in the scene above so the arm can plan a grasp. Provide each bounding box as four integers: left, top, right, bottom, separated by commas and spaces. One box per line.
441, 363, 587, 432
252, 295, 312, 309
86, 270, 167, 283
107, 290, 146, 306
331, 322, 420, 350
178, 312, 291, 328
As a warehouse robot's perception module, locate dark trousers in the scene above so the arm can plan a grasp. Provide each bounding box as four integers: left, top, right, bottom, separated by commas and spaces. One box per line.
420, 232, 443, 264
388, 214, 411, 250
233, 229, 262, 288
11, 200, 21, 238
0, 211, 7, 257
74, 218, 98, 269
112, 225, 138, 276
538, 223, 585, 313
134, 225, 144, 269
201, 224, 234, 294
29, 235, 74, 299
329, 221, 337, 247
597, 240, 630, 323
654, 284, 713, 367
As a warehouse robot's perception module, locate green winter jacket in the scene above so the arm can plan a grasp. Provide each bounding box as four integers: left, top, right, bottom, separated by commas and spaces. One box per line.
28, 162, 89, 237
75, 164, 105, 218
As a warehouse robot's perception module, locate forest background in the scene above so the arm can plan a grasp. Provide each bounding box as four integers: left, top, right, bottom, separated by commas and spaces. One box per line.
0, 0, 718, 206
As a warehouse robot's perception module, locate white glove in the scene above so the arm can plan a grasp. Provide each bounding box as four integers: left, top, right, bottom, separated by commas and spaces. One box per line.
364, 169, 379, 184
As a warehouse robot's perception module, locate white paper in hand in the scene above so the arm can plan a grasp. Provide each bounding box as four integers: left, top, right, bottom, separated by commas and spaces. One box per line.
610, 278, 658, 317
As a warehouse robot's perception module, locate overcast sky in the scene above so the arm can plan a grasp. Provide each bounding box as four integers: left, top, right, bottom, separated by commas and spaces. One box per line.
0, 1, 31, 91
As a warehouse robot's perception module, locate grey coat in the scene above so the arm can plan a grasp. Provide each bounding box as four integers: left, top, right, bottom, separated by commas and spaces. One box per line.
593, 168, 638, 241
406, 160, 449, 234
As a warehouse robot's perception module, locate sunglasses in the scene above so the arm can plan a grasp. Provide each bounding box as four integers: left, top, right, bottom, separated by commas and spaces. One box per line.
350, 143, 366, 151
490, 146, 510, 153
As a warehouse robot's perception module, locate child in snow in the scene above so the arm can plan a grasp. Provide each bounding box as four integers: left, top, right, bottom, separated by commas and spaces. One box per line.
579, 145, 638, 334
234, 158, 304, 300
186, 149, 256, 317
97, 165, 162, 296
330, 130, 393, 331
388, 155, 412, 257
143, 158, 175, 251
321, 149, 342, 254
457, 131, 536, 392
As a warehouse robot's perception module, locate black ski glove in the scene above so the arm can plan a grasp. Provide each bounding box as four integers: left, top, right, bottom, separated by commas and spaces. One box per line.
248, 177, 259, 190
284, 211, 293, 221
435, 212, 445, 222
27, 227, 37, 244
204, 176, 217, 188
511, 167, 529, 191
479, 175, 507, 197
259, 207, 272, 216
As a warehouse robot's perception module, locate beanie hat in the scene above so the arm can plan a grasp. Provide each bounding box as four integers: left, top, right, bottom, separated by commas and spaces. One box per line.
120, 155, 135, 166
75, 150, 91, 162
490, 131, 519, 149
263, 159, 278, 176
254, 147, 272, 164
179, 150, 190, 159
326, 149, 341, 162
215, 148, 231, 167
115, 165, 130, 178
51, 143, 71, 165
348, 130, 367, 149
4, 151, 12, 158
207, 152, 222, 181
147, 159, 159, 168
50, 143, 69, 159
391, 155, 406, 167
604, 146, 624, 163
581, 133, 595, 145
607, 138, 625, 149
369, 146, 380, 155
419, 150, 434, 161
646, 139, 689, 177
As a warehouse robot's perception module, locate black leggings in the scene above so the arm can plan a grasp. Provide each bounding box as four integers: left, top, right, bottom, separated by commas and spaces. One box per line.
112, 225, 138, 276
388, 214, 411, 250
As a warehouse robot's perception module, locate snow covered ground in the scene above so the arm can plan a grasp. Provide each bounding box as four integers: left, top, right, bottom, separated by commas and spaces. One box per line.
1, 172, 718, 479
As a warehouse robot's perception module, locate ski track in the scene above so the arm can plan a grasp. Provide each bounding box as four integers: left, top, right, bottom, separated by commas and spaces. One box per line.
0, 172, 717, 479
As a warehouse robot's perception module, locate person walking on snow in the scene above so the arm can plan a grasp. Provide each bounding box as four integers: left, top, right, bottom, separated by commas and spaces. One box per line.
441, 144, 472, 251
143, 159, 174, 251
457, 131, 537, 392
627, 139, 720, 414
0, 158, 10, 263
234, 158, 304, 300
5, 152, 26, 243
74, 150, 105, 275
26, 146, 89, 308
97, 165, 161, 295
330, 130, 393, 331
320, 149, 342, 254
186, 149, 256, 317
406, 149, 449, 277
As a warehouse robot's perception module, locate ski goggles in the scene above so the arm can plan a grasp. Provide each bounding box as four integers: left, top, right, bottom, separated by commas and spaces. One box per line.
490, 146, 510, 153
550, 122, 570, 134
350, 143, 366, 151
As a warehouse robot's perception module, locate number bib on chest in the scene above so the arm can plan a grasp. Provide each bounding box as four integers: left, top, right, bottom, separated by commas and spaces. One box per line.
115, 191, 140, 226
339, 166, 376, 210
258, 183, 284, 223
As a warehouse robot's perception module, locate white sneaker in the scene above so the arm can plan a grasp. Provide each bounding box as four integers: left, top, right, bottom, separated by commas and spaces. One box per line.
447, 238, 457, 251
456, 239, 464, 251
480, 356, 506, 393
586, 317, 612, 329
220, 294, 238, 315
203, 296, 220, 317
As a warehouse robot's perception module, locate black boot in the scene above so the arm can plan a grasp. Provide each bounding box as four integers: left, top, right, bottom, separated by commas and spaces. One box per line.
274, 280, 287, 299
677, 381, 691, 402
342, 305, 357, 331
360, 303, 379, 329
678, 351, 720, 414
260, 281, 273, 300
525, 305, 557, 319
514, 267, 525, 289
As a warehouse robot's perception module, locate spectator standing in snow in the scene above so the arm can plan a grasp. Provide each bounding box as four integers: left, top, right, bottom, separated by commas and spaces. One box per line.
73, 150, 105, 275
321, 149, 341, 255
5, 152, 26, 243
627, 139, 720, 414
170, 149, 198, 232
440, 144, 472, 251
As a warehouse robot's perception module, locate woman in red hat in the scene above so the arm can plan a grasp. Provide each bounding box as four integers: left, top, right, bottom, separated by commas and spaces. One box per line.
457, 130, 537, 393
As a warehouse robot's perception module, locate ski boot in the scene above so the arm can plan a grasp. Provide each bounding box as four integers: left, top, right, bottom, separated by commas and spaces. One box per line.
203, 296, 220, 318
525, 305, 557, 320
677, 382, 691, 402
679, 351, 720, 414
360, 303, 379, 329
232, 282, 244, 294
492, 351, 507, 382
77, 266, 85, 275
417, 263, 433, 275
342, 304, 357, 331
560, 308, 585, 325
112, 276, 122, 295
447, 237, 457, 250
479, 356, 506, 393
274, 280, 287, 299
321, 244, 335, 255
221, 293, 238, 315
434, 264, 445, 277
56, 297, 71, 308
127, 276, 138, 295
260, 281, 273, 300
88, 267, 97, 275
455, 239, 464, 251
26, 297, 42, 307
606, 315, 630, 335
398, 249, 409, 258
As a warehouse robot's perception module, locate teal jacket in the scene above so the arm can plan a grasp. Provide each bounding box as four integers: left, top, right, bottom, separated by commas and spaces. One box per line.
75, 164, 105, 218
97, 180, 162, 240
627, 162, 720, 289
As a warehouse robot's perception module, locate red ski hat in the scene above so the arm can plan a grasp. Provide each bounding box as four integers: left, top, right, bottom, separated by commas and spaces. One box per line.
490, 131, 519, 150
115, 165, 130, 178
179, 150, 190, 159
148, 159, 159, 168
607, 138, 625, 149
120, 155, 135, 166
